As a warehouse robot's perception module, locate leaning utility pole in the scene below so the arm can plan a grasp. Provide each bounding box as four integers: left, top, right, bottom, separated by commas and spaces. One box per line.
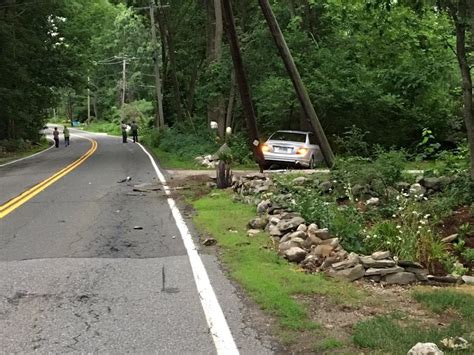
149, 2, 165, 129
221, 0, 265, 172
258, 0, 335, 167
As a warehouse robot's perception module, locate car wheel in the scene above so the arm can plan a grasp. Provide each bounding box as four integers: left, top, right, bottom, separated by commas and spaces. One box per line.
309, 156, 315, 169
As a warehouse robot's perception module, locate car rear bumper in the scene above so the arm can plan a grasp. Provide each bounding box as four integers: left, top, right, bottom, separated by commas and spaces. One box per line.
263, 152, 311, 167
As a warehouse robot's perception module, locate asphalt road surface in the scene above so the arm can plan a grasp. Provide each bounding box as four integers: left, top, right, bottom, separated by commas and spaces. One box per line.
0, 129, 274, 353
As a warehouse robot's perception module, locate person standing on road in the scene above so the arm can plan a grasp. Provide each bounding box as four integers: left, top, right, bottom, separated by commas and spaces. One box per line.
53, 127, 59, 148
121, 121, 128, 143
63, 126, 70, 147
131, 120, 138, 143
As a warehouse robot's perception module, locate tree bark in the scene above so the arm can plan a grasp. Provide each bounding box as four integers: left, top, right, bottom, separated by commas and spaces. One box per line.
453, 0, 474, 179
225, 70, 236, 140
207, 0, 225, 138
158, 2, 184, 123
221, 0, 266, 171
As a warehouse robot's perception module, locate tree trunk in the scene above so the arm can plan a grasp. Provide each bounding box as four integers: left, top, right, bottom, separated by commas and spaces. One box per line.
453, 1, 474, 179
158, 2, 184, 123
207, 0, 225, 138
222, 0, 266, 171
225, 70, 236, 140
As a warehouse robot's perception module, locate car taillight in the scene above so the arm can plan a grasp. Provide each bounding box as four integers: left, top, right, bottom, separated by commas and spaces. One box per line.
262, 144, 271, 152
296, 147, 308, 155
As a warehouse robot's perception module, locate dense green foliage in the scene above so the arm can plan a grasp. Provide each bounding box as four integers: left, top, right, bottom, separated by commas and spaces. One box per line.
1, 0, 472, 161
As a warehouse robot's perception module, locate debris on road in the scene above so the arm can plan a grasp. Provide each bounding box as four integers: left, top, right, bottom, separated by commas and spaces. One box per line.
133, 226, 143, 230
202, 238, 217, 246
117, 176, 132, 183
132, 183, 162, 192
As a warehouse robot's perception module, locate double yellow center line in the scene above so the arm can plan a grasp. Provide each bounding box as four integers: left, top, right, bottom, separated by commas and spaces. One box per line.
0, 138, 97, 219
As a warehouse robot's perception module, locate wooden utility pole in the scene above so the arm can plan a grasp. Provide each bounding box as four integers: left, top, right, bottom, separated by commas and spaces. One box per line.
258, 0, 335, 167
121, 58, 127, 109
221, 0, 265, 171
149, 2, 165, 129
87, 76, 91, 122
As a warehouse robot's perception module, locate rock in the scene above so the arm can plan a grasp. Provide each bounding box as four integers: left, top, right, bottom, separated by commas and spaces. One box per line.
255, 185, 270, 193
247, 229, 261, 237
206, 182, 217, 188
292, 176, 309, 185
284, 247, 307, 263
248, 216, 269, 230
441, 336, 470, 351
269, 225, 283, 237
314, 228, 331, 240
409, 183, 426, 197
257, 200, 272, 214
280, 212, 302, 220
319, 181, 333, 193
279, 241, 299, 253
407, 342, 443, 355
268, 216, 281, 225
365, 266, 404, 276
331, 252, 360, 270
279, 233, 291, 243
320, 256, 340, 270
366, 197, 380, 206
371, 251, 391, 260
277, 217, 306, 233
314, 244, 334, 257
303, 235, 322, 249
320, 238, 339, 247
296, 224, 307, 232
383, 272, 417, 284
203, 238, 217, 246
420, 177, 446, 191
405, 267, 429, 281
441, 234, 458, 243
462, 275, 474, 285
395, 181, 410, 192
289, 230, 307, 240
290, 237, 305, 248
427, 275, 459, 284
351, 184, 366, 197
307, 223, 319, 236
360, 256, 396, 268
329, 264, 365, 282
397, 260, 424, 269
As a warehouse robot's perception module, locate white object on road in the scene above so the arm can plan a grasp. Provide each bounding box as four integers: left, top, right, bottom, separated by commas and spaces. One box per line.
137, 142, 239, 355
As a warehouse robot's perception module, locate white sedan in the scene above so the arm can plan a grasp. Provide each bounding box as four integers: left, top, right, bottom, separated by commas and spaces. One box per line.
261, 130, 323, 169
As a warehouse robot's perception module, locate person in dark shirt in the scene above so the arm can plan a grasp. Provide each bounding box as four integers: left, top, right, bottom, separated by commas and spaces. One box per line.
131, 121, 138, 143
53, 127, 59, 148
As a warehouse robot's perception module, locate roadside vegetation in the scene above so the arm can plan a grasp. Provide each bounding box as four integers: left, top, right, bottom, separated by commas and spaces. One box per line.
0, 138, 50, 165
187, 186, 473, 353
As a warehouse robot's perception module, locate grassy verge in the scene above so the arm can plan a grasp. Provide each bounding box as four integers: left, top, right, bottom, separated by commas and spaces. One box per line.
80, 121, 121, 136
191, 190, 363, 348
354, 287, 474, 354
0, 140, 51, 165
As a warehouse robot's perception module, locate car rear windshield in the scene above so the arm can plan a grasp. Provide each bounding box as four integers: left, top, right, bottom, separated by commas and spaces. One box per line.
270, 132, 306, 143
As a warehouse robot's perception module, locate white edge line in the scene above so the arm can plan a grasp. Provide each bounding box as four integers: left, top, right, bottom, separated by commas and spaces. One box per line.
0, 138, 55, 168
136, 142, 239, 355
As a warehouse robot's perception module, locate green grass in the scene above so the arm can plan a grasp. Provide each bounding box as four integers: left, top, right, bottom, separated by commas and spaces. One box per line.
0, 140, 51, 165
192, 191, 362, 331
81, 121, 121, 136
354, 288, 474, 354
413, 288, 474, 321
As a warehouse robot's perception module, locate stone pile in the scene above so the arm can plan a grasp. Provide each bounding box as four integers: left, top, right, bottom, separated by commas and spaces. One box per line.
247, 212, 431, 285
233, 174, 469, 286
194, 154, 218, 168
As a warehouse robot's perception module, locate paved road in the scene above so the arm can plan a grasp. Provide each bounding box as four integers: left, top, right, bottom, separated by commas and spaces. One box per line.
0, 129, 274, 353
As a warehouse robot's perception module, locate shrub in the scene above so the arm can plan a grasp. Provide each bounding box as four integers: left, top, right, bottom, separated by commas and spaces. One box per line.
334, 125, 370, 157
